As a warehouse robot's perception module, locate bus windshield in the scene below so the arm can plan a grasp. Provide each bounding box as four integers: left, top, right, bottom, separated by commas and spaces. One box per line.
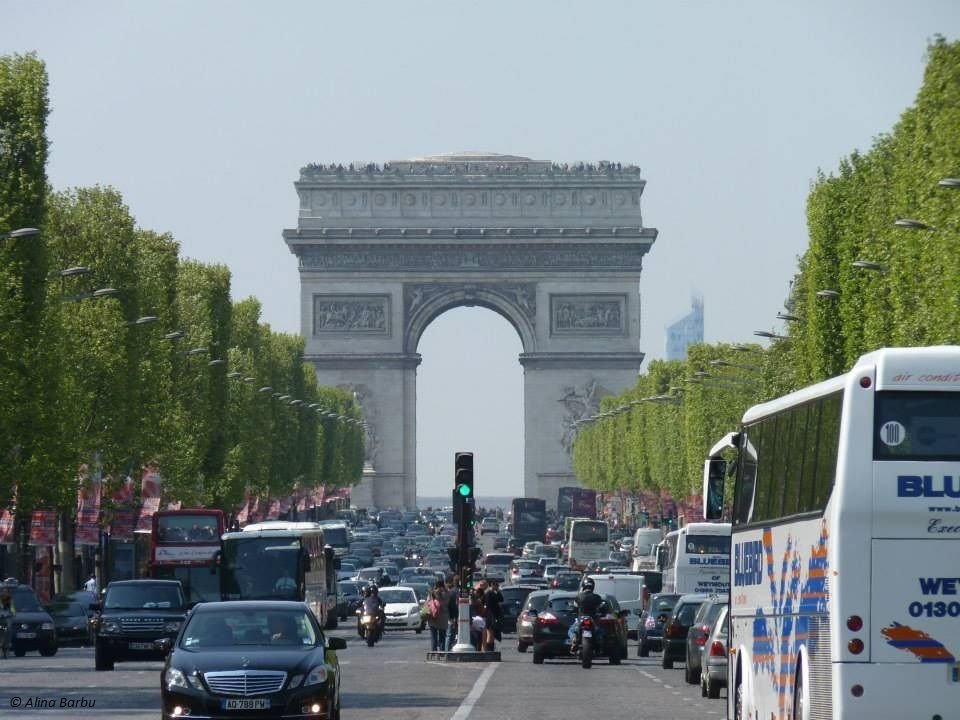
874, 391, 960, 461
320, 526, 348, 547
154, 565, 221, 604
683, 534, 730, 555
572, 522, 608, 543
221, 536, 300, 600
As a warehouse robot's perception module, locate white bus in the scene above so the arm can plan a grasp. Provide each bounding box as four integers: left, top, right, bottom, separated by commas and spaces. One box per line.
566, 518, 610, 571
703, 346, 960, 720
658, 522, 730, 594
630, 527, 665, 572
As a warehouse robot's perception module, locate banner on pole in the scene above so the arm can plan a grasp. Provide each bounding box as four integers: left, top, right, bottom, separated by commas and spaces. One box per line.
28, 509, 57, 546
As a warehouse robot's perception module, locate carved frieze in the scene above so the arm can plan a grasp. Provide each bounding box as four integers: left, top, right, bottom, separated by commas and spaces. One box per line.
404, 282, 536, 321
550, 294, 626, 336
312, 295, 390, 335
298, 244, 647, 272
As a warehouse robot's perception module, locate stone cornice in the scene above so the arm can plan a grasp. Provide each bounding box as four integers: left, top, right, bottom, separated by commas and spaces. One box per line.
284, 227, 658, 243
519, 352, 645, 370
304, 353, 423, 370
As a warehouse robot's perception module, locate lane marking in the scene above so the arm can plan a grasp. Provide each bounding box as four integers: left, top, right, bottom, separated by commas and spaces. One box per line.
449, 662, 498, 720
384, 660, 410, 664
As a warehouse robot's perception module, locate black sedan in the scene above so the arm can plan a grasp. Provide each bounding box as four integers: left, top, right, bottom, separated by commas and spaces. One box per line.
161, 601, 345, 720
498, 585, 536, 634
47, 591, 96, 646
4, 584, 57, 657
637, 593, 681, 657
530, 591, 629, 665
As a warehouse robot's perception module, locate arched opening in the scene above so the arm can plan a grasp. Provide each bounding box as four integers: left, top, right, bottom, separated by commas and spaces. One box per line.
415, 307, 523, 506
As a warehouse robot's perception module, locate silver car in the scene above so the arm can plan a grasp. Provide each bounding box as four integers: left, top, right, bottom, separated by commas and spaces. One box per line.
700, 604, 728, 699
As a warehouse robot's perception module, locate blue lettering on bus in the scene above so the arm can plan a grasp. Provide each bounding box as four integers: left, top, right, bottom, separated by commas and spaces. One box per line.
734, 540, 763, 586
688, 556, 729, 566
919, 578, 960, 595
897, 475, 960, 498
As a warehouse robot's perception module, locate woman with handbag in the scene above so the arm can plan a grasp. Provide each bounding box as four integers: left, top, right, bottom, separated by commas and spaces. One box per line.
426, 580, 450, 651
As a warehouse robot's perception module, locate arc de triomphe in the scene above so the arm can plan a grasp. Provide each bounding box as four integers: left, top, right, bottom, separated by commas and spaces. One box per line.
283, 153, 657, 510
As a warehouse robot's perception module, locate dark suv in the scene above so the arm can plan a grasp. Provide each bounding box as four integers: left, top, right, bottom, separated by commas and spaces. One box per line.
684, 595, 728, 684
637, 592, 681, 657
1, 582, 57, 657
661, 592, 709, 669
93, 579, 186, 671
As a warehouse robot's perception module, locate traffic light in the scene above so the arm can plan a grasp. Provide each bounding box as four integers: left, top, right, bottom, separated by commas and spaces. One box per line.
454, 451, 474, 500
447, 547, 459, 573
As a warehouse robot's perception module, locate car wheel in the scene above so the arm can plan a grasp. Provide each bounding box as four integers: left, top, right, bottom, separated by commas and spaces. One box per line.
684, 662, 697, 684
95, 642, 114, 671
13, 647, 26, 658
707, 672, 721, 699
662, 652, 673, 669
701, 673, 709, 697
517, 641, 528, 653
638, 640, 649, 657
39, 645, 57, 657
415, 627, 423, 634
532, 649, 544, 664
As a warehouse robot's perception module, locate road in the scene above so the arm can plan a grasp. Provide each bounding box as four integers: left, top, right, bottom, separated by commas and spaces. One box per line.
0, 626, 725, 720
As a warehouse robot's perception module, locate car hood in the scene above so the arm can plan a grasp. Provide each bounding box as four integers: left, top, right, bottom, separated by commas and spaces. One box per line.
384, 602, 418, 613
172, 647, 326, 674
10, 611, 53, 624
53, 614, 88, 625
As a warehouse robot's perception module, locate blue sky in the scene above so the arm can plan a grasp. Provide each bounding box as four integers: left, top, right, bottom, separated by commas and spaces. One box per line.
6, 1, 958, 497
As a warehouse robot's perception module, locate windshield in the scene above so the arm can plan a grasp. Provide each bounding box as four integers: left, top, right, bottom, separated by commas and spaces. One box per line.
155, 565, 221, 603
156, 514, 220, 543
181, 608, 316, 649
684, 534, 730, 555
572, 522, 609, 543
379, 589, 416, 604
321, 526, 348, 546
12, 589, 43, 612
104, 584, 184, 610
874, 391, 960, 461
221, 536, 300, 600
49, 601, 85, 617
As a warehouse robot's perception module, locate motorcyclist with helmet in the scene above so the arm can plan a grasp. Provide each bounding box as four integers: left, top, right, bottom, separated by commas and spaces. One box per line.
568, 577, 605, 653
357, 583, 386, 638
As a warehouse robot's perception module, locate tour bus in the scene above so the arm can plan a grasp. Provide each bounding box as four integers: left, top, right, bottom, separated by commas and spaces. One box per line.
316, 520, 351, 558
566, 518, 610, 570
150, 508, 225, 604
657, 522, 730, 595
702, 346, 960, 720
630, 527, 665, 572
219, 520, 337, 629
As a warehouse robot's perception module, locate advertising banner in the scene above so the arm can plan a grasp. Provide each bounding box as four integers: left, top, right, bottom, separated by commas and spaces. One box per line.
266, 499, 280, 520
136, 496, 160, 533
75, 471, 102, 546
234, 497, 249, 527
0, 509, 15, 544
28, 509, 57, 546
108, 475, 137, 540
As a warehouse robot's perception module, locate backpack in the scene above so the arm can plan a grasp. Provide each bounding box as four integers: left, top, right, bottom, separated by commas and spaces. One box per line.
427, 597, 441, 619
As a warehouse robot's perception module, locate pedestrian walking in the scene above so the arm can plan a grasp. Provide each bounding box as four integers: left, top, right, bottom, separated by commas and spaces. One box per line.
426, 579, 450, 652
445, 576, 459, 650
482, 578, 504, 651
83, 574, 97, 593
469, 582, 487, 650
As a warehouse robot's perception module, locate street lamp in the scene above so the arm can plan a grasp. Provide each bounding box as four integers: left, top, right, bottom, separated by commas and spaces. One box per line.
128, 315, 158, 326
852, 260, 886, 272
0, 227, 40, 244
710, 359, 759, 372
207, 358, 226, 367
186, 347, 208, 356
939, 178, 960, 188
753, 330, 788, 340
816, 289, 840, 298
163, 330, 185, 341
776, 312, 800, 322
894, 217, 933, 230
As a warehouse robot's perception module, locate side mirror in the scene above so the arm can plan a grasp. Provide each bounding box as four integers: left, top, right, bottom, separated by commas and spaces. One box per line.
154, 637, 172, 654
327, 636, 347, 650
703, 457, 726, 520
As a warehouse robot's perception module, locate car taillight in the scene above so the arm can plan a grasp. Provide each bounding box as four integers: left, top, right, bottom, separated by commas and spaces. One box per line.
581, 618, 594, 630
538, 612, 559, 624
709, 640, 726, 658
695, 624, 710, 645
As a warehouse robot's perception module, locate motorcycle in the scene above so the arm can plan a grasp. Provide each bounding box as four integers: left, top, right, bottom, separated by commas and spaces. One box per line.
356, 607, 382, 647
574, 614, 599, 669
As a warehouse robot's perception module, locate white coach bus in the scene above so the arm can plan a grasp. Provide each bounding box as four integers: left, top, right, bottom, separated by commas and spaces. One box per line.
703, 346, 960, 720
658, 522, 730, 595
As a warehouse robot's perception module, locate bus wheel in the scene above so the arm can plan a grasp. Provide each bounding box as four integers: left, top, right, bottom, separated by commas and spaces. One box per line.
794, 665, 806, 720
733, 664, 744, 720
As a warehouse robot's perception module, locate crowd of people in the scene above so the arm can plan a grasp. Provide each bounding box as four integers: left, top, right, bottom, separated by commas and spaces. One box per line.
422, 576, 505, 653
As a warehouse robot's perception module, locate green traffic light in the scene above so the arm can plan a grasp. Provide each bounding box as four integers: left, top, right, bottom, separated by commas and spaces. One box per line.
456, 483, 471, 497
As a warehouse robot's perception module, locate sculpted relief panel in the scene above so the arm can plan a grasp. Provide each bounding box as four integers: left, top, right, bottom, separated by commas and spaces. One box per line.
312, 295, 390, 335
551, 294, 626, 335
404, 282, 536, 322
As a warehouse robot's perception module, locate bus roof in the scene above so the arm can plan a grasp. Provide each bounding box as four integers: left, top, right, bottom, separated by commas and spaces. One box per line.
242, 521, 322, 532
223, 526, 324, 540
667, 522, 730, 537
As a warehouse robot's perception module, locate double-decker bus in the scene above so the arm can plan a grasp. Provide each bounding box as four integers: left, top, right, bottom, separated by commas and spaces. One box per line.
657, 522, 730, 595
703, 346, 960, 720
511, 497, 547, 544
150, 508, 225, 604
219, 521, 338, 628
566, 518, 610, 570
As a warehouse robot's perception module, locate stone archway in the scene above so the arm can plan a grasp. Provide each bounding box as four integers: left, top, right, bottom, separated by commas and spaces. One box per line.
283, 153, 658, 510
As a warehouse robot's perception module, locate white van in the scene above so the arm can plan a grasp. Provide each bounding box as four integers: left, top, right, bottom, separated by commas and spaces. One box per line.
630, 528, 664, 572
588, 572, 663, 639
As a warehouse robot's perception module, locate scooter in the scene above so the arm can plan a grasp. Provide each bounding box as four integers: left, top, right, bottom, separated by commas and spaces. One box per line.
356, 607, 382, 647
575, 615, 597, 669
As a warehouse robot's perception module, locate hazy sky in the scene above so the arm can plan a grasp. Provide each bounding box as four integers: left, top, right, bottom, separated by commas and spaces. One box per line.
6, 2, 958, 499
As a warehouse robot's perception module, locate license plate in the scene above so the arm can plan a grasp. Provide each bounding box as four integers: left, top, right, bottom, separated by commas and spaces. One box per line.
16, 632, 36, 639
582, 630, 592, 638
222, 699, 270, 710
129, 641, 154, 650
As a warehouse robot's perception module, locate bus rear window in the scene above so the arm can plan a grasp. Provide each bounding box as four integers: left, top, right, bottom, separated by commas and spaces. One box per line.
874, 391, 960, 461
572, 522, 608, 542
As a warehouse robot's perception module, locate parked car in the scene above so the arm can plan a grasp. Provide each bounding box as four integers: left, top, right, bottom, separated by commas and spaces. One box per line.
160, 601, 344, 720
530, 591, 629, 665
2, 582, 57, 657
516, 589, 552, 652
93, 579, 186, 670
498, 585, 536, 634
661, 593, 710, 669
47, 590, 96, 646
700, 604, 729, 699
684, 595, 728, 684
637, 592, 681, 657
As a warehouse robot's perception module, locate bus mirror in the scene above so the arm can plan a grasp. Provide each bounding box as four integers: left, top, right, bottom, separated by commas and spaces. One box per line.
656, 545, 667, 571
210, 550, 221, 575
703, 458, 726, 520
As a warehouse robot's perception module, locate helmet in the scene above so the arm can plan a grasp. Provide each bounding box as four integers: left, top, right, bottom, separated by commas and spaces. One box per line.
368, 584, 379, 595
581, 578, 595, 592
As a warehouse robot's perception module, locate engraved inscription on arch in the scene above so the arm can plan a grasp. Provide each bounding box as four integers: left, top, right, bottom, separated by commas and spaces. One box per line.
550, 294, 626, 335
312, 295, 390, 335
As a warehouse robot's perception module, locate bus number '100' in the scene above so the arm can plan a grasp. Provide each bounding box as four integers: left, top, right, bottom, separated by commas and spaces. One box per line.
908, 601, 960, 618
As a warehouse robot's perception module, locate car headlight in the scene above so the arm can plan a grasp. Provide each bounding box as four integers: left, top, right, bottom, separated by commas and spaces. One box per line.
101, 621, 120, 634
164, 621, 182, 633
40, 622, 54, 631
303, 664, 328, 686
165, 667, 198, 690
